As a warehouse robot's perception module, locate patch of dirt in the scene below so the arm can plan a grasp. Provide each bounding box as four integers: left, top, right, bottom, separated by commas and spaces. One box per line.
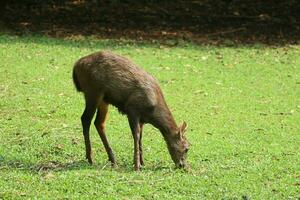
1, 0, 299, 45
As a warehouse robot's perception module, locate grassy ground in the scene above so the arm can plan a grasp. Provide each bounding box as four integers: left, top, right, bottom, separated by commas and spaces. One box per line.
0, 34, 299, 199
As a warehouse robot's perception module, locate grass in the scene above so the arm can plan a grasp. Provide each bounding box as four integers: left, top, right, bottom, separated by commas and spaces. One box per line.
0, 34, 299, 199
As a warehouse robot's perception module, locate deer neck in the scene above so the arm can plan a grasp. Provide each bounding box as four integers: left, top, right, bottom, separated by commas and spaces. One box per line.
152, 104, 179, 141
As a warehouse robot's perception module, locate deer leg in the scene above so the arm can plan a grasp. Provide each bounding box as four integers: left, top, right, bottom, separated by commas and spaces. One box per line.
94, 101, 116, 165
81, 96, 97, 164
139, 123, 144, 166
128, 112, 141, 171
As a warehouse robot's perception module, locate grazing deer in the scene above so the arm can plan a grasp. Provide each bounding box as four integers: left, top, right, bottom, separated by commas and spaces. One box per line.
72, 51, 189, 170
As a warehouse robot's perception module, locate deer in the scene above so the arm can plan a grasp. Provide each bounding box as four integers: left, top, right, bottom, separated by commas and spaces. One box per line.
72, 51, 189, 171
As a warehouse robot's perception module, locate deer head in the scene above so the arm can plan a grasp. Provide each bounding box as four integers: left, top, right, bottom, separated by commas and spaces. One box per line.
167, 121, 189, 168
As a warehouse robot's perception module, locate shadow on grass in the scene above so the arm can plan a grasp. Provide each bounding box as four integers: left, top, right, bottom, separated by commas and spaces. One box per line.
0, 155, 175, 173
0, 156, 96, 173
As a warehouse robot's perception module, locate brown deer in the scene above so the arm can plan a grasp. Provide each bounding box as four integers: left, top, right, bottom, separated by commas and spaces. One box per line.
72, 51, 189, 170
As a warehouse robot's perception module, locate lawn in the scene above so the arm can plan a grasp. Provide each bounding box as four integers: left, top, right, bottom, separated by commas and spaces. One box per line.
0, 34, 299, 199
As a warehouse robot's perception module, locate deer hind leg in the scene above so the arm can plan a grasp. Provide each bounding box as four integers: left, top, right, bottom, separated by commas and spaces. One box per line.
94, 101, 116, 165
81, 94, 98, 164
139, 123, 144, 166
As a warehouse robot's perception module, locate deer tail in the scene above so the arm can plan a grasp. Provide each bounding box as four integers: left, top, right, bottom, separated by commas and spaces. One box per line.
72, 68, 82, 92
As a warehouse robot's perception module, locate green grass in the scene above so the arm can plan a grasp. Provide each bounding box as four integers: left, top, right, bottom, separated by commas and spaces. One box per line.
0, 34, 299, 199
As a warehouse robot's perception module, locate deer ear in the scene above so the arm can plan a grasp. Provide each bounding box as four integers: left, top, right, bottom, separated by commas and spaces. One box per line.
180, 121, 188, 134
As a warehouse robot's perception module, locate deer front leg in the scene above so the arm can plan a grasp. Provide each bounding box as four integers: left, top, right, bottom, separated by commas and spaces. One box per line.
139, 123, 144, 166
128, 113, 141, 171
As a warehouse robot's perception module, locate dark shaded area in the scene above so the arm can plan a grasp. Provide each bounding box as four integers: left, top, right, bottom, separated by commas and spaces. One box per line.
0, 155, 172, 173
1, 0, 300, 45
0, 158, 91, 173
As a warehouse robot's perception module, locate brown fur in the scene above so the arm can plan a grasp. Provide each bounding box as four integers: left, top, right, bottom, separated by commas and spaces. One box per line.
73, 51, 189, 170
